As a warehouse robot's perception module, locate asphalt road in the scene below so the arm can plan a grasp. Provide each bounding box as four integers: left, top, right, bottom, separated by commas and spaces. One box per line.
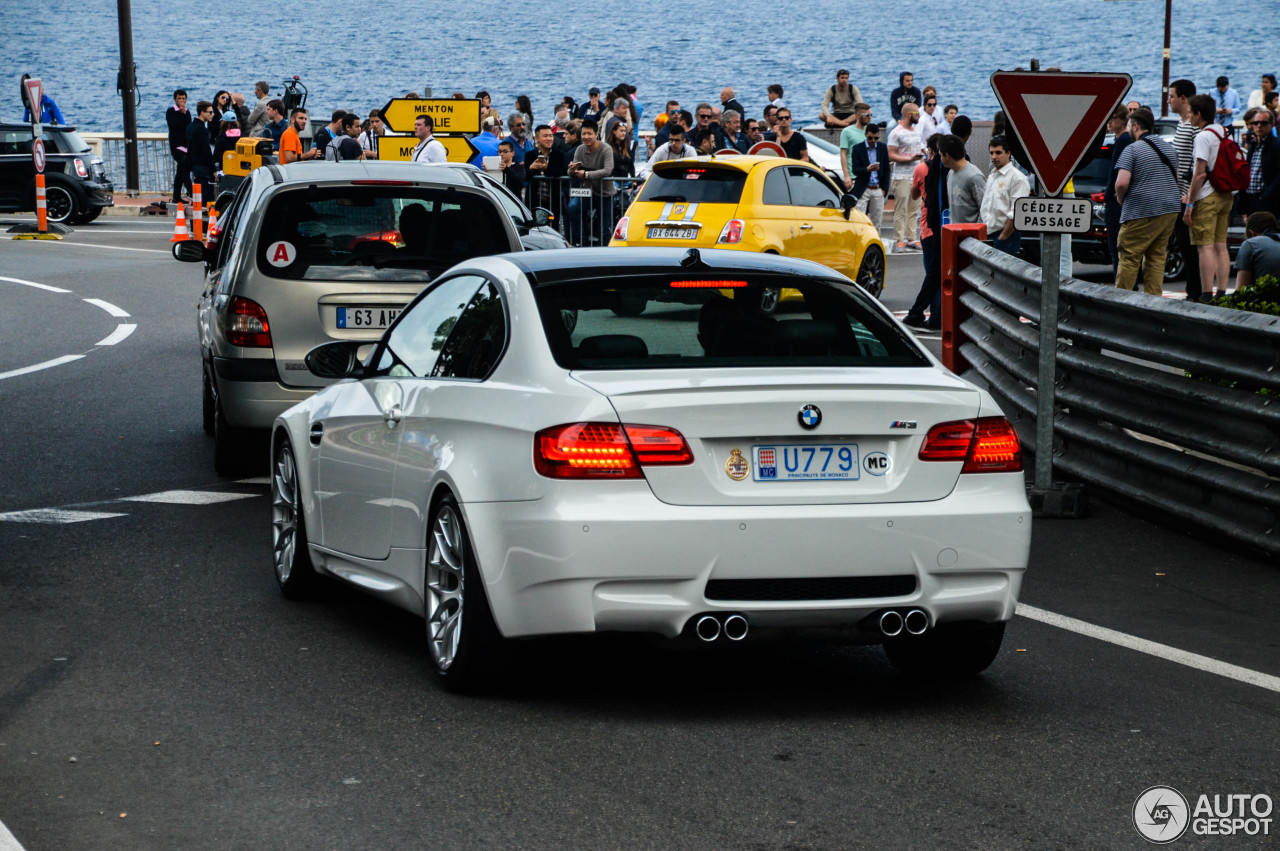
1, 218, 1276, 850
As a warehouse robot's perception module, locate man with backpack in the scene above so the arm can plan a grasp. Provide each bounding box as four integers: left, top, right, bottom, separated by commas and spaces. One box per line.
1184, 94, 1250, 300
1113, 108, 1184, 295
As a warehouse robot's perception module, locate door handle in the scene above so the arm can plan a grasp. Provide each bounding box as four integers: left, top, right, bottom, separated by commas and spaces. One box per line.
309, 422, 323, 446
383, 406, 403, 428
799, 224, 814, 231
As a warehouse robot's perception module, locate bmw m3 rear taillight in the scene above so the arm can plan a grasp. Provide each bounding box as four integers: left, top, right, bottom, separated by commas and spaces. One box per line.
223, 296, 272, 348
918, 417, 1021, 473
534, 422, 693, 479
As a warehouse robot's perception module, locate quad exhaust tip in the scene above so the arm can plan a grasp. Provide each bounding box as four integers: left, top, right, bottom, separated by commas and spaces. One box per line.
904, 608, 929, 635
879, 610, 904, 637
723, 614, 749, 641
695, 615, 721, 642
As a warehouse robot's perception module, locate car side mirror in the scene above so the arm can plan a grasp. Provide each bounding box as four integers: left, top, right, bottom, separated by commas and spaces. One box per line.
534, 207, 552, 227
841, 193, 857, 220
304, 341, 374, 380
172, 240, 210, 263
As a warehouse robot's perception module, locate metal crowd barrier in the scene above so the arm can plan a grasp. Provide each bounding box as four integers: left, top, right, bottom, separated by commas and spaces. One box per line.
80, 132, 173, 195
522, 175, 645, 247
942, 231, 1280, 557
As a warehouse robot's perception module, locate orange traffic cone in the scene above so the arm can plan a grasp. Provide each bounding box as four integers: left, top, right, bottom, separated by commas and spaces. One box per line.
170, 202, 190, 243
205, 204, 218, 247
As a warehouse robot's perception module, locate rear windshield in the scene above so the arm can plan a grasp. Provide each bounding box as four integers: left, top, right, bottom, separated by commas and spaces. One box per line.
637, 166, 746, 205
534, 274, 928, 369
255, 185, 511, 281
52, 130, 91, 154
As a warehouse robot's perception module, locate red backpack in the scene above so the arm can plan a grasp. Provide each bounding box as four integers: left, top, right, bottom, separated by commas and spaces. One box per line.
1204, 125, 1251, 193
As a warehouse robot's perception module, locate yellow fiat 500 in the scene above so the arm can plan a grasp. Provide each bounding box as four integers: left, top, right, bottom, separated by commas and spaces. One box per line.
609, 155, 885, 312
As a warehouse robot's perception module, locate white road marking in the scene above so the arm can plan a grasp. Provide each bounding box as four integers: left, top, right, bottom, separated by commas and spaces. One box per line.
0, 816, 25, 851
237, 477, 272, 485
83, 298, 130, 318
46, 242, 168, 255
96, 324, 136, 346
0, 355, 85, 381
0, 508, 127, 524
121, 490, 258, 505
1018, 603, 1280, 694
0, 275, 70, 293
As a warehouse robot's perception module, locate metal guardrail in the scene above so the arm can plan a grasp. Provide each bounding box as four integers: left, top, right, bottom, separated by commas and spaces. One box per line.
520, 175, 645, 247
944, 233, 1280, 557
80, 132, 172, 195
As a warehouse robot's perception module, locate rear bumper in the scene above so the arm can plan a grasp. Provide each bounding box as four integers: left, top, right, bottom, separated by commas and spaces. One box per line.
464, 474, 1031, 639
214, 357, 315, 428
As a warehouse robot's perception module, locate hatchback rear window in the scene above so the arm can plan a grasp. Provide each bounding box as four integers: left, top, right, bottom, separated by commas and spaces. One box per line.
637, 166, 746, 205
534, 274, 927, 369
255, 185, 511, 281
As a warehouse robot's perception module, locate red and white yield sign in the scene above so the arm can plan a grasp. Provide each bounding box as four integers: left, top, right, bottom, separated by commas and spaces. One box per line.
24, 77, 44, 121
990, 71, 1132, 197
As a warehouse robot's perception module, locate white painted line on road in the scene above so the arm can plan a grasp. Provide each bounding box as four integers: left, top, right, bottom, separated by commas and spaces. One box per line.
121, 490, 258, 505
46, 242, 168, 255
95, 324, 137, 346
0, 275, 70, 293
0, 355, 85, 381
1018, 603, 1280, 694
83, 298, 130, 318
0, 816, 26, 851
237, 477, 272, 485
0, 508, 128, 524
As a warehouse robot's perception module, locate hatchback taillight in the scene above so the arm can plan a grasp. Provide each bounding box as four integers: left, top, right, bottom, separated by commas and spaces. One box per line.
717, 219, 744, 244
223, 296, 272, 348
612, 216, 629, 241
918, 417, 1021, 473
534, 422, 693, 479
73, 158, 89, 178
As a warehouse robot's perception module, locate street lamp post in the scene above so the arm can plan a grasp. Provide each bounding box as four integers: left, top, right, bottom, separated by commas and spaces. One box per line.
116, 0, 139, 194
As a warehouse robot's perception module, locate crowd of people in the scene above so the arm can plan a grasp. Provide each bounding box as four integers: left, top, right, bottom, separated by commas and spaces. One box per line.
161, 69, 1280, 295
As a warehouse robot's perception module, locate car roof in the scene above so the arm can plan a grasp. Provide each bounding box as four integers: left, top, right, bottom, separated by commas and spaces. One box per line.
502, 246, 845, 286
0, 123, 82, 132
652, 155, 805, 175
271, 160, 480, 187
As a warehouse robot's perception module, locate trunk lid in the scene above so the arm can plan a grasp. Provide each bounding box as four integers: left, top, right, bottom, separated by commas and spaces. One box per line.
573, 367, 981, 506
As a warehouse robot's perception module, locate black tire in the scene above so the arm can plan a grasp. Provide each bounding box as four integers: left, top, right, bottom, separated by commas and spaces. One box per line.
856, 245, 886, 299
271, 437, 317, 600
212, 394, 245, 477
426, 495, 503, 692
883, 621, 1006, 678
202, 366, 216, 436
1163, 234, 1185, 282
43, 183, 79, 224
611, 293, 647, 317
70, 206, 103, 225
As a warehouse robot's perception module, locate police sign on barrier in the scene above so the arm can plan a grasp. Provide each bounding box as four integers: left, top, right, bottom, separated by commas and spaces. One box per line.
1014, 197, 1091, 233
379, 98, 481, 134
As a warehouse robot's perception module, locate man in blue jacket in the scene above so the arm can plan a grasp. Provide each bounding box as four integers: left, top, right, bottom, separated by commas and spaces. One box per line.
20, 74, 65, 124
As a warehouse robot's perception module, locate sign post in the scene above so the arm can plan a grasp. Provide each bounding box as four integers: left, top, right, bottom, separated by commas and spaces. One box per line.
12, 77, 64, 240
990, 70, 1130, 512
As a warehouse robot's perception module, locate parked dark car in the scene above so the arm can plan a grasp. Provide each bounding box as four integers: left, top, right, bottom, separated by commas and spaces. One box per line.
1022, 119, 1241, 281
0, 124, 113, 224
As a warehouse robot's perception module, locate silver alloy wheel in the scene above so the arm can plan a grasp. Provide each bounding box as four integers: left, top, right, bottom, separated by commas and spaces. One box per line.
426, 505, 466, 670
271, 443, 299, 584
44, 185, 76, 223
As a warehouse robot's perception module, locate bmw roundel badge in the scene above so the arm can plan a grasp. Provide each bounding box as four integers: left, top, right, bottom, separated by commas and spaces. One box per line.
798, 405, 822, 430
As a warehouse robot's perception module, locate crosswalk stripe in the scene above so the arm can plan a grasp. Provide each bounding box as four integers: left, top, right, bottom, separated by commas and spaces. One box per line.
120, 490, 259, 505
0, 509, 128, 524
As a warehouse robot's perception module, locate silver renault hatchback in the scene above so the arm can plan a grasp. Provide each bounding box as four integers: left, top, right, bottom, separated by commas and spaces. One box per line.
177, 161, 524, 474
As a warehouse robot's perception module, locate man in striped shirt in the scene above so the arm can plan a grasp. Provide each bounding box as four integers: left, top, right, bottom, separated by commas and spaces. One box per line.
1113, 108, 1183, 295
1168, 79, 1204, 300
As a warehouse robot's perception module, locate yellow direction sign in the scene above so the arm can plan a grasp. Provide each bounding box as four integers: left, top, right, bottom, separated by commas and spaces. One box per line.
379, 98, 481, 134
376, 135, 480, 164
